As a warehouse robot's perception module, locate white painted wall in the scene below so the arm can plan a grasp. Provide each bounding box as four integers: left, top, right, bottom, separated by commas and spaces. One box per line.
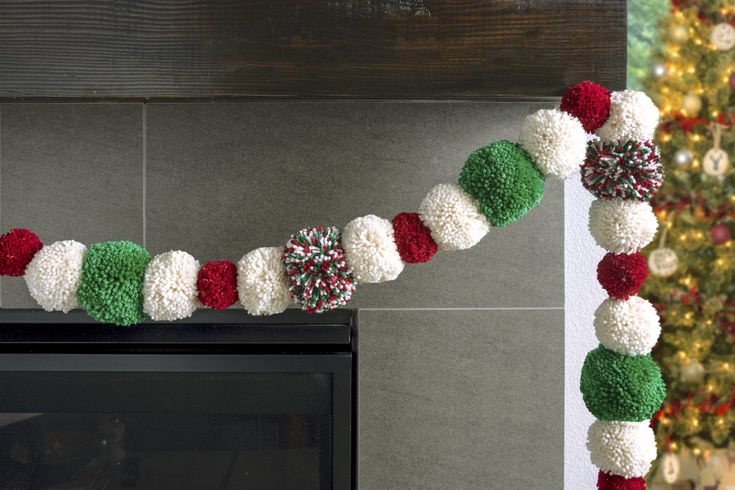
565, 177, 606, 488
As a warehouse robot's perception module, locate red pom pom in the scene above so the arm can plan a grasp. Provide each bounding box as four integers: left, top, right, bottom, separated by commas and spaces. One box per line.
597, 471, 646, 490
597, 252, 649, 300
391, 212, 438, 264
0, 228, 43, 276
561, 81, 612, 133
197, 260, 238, 310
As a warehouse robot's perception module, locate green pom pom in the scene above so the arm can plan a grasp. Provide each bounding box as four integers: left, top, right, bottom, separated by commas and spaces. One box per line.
580, 345, 666, 422
78, 241, 151, 326
458, 140, 545, 227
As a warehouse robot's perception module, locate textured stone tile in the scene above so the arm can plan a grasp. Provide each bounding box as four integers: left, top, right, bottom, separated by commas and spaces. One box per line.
357, 309, 563, 490
1, 103, 143, 307
146, 102, 562, 309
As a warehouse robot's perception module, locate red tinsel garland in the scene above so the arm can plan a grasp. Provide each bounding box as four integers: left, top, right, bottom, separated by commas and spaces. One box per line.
597, 252, 649, 300
597, 471, 646, 490
560, 81, 611, 133
391, 212, 438, 264
197, 260, 238, 310
0, 228, 43, 276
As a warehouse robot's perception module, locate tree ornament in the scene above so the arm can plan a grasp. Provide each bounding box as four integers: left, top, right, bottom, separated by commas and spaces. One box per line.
594, 297, 660, 356
0, 228, 43, 277
24, 240, 87, 313
597, 472, 646, 490
597, 90, 659, 143
391, 212, 437, 263
711, 23, 735, 51
661, 452, 680, 484
77, 241, 151, 326
703, 124, 730, 177
582, 140, 663, 201
283, 226, 356, 313
458, 140, 545, 227
143, 251, 200, 321
596, 252, 649, 300
418, 183, 489, 251
710, 222, 732, 245
560, 81, 612, 133
581, 345, 666, 422
238, 247, 292, 316
588, 199, 658, 254
681, 93, 702, 115
652, 63, 667, 79
669, 24, 689, 44
343, 214, 404, 283
673, 148, 693, 167
730, 73, 735, 91
680, 359, 705, 384
648, 227, 678, 278
519, 108, 587, 179
587, 420, 657, 479
197, 260, 238, 310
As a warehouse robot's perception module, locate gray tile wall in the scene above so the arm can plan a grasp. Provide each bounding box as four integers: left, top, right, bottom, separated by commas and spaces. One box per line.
0, 102, 563, 489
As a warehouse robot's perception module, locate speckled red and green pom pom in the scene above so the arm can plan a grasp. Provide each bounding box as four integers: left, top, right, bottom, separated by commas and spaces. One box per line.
560, 81, 611, 133
197, 260, 238, 310
597, 471, 646, 490
0, 228, 43, 276
582, 140, 663, 201
282, 226, 356, 313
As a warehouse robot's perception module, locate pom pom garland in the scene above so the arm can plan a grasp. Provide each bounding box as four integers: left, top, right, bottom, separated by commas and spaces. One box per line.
588, 199, 658, 254
197, 260, 238, 310
587, 420, 657, 479
458, 140, 545, 227
597, 252, 649, 300
0, 228, 43, 276
77, 241, 151, 326
283, 226, 356, 313
594, 297, 660, 356
24, 240, 87, 313
143, 251, 200, 321
391, 212, 437, 263
418, 183, 489, 251
597, 90, 659, 143
237, 247, 292, 316
560, 81, 612, 133
519, 108, 588, 179
582, 140, 663, 201
580, 345, 666, 422
343, 215, 404, 283
597, 471, 646, 490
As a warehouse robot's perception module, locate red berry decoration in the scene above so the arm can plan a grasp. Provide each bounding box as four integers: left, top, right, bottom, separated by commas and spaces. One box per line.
597, 252, 649, 300
597, 471, 646, 490
0, 228, 43, 276
710, 222, 731, 245
391, 212, 438, 264
560, 81, 612, 133
197, 260, 238, 310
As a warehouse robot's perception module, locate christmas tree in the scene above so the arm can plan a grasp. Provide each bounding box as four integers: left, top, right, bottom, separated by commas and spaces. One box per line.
640, 0, 735, 470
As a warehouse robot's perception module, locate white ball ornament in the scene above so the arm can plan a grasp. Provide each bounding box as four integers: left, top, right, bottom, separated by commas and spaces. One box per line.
143, 250, 200, 321
24, 240, 87, 313
587, 420, 657, 478
596, 90, 660, 143
594, 296, 661, 356
519, 108, 587, 179
343, 215, 404, 283
588, 199, 658, 254
711, 23, 735, 51
237, 247, 292, 316
418, 183, 490, 251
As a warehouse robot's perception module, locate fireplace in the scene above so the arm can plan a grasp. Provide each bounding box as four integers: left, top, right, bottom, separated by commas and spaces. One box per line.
0, 309, 355, 489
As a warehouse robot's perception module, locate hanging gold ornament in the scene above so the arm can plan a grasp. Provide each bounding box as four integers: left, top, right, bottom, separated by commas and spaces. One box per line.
682, 93, 702, 115
670, 24, 690, 44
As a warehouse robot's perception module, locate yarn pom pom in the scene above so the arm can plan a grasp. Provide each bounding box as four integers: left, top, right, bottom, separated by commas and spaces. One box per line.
391, 212, 438, 264
597, 90, 659, 143
24, 240, 87, 313
343, 215, 404, 283
283, 226, 356, 313
0, 228, 43, 276
197, 260, 238, 310
582, 140, 663, 201
143, 250, 200, 321
597, 471, 646, 490
589, 199, 657, 254
595, 297, 660, 356
78, 241, 151, 326
560, 81, 612, 133
581, 345, 666, 422
418, 183, 489, 251
597, 252, 649, 300
458, 140, 545, 227
587, 420, 657, 479
519, 108, 588, 179
238, 247, 292, 316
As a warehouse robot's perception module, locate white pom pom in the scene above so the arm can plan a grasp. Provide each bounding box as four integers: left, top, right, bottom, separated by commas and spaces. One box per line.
418, 183, 489, 251
24, 240, 87, 313
587, 420, 656, 478
143, 251, 200, 321
597, 90, 659, 143
237, 247, 292, 316
343, 215, 404, 283
519, 108, 587, 179
588, 199, 657, 254
594, 297, 661, 356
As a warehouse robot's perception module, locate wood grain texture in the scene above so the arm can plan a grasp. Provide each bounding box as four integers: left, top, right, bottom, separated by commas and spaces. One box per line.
0, 0, 626, 100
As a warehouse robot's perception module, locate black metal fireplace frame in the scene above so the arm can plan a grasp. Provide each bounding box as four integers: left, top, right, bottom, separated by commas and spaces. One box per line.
0, 308, 357, 490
